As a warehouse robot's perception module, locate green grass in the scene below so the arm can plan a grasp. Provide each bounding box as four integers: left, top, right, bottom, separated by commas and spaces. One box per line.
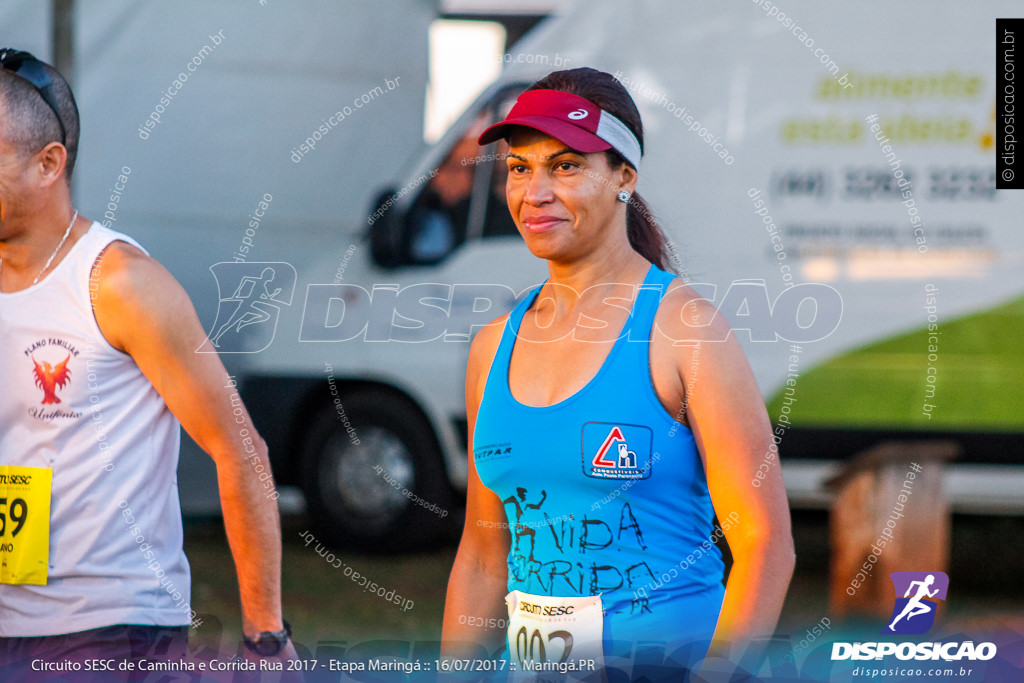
182, 512, 1024, 664
184, 516, 455, 656
767, 294, 1024, 430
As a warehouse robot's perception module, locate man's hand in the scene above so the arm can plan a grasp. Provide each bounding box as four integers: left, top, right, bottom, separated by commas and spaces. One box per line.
242, 639, 303, 682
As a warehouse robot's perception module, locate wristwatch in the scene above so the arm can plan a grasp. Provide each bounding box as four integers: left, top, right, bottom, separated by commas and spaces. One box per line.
243, 620, 292, 657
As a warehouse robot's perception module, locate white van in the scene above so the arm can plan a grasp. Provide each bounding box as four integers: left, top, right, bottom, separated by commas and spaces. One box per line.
6, 1, 1021, 548
0, 0, 439, 542
233, 0, 1024, 548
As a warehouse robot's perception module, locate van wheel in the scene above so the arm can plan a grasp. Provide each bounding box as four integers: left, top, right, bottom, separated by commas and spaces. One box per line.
300, 389, 454, 551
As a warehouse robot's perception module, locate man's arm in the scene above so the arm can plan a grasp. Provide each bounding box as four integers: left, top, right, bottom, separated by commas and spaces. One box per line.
92, 241, 284, 638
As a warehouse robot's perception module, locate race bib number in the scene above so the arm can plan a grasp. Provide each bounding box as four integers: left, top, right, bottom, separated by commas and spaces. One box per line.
506, 590, 604, 677
0, 466, 52, 585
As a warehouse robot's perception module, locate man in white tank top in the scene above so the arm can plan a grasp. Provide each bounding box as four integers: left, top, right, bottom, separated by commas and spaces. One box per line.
0, 50, 295, 677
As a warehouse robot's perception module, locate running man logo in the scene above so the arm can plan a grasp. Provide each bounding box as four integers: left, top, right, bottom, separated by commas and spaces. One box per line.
200, 262, 296, 353
884, 571, 949, 635
581, 423, 652, 480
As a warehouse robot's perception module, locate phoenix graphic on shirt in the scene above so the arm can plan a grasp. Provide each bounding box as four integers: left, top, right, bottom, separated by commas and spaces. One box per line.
32, 354, 72, 404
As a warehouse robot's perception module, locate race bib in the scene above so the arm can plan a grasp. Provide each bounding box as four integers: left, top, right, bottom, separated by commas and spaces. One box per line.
0, 466, 52, 585
506, 590, 604, 678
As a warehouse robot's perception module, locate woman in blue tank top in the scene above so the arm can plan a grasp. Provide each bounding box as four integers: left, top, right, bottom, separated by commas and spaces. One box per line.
441, 68, 794, 680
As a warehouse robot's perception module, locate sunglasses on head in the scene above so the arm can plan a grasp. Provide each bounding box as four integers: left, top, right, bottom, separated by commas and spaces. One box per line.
0, 48, 67, 146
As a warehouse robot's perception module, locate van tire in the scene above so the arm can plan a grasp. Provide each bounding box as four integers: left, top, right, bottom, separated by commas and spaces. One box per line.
300, 388, 454, 551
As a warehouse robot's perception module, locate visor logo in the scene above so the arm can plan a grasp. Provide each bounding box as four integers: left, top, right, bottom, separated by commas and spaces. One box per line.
568, 108, 589, 120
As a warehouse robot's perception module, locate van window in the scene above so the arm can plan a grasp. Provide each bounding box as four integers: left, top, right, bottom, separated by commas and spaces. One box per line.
480, 137, 518, 239
403, 90, 522, 264
406, 132, 479, 262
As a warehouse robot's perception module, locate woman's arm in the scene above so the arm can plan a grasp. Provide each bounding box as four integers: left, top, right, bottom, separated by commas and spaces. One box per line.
657, 285, 796, 665
441, 318, 513, 659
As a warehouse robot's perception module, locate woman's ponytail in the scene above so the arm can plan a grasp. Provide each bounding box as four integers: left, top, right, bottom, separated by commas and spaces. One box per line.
626, 192, 672, 272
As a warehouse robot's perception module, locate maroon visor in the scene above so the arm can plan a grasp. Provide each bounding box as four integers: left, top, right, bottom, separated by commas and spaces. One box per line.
478, 89, 642, 168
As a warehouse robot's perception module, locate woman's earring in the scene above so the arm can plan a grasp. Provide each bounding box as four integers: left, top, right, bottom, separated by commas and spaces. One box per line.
617, 190, 631, 203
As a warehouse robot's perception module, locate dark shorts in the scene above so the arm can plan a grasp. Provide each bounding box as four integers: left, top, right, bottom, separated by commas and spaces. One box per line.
0, 624, 189, 683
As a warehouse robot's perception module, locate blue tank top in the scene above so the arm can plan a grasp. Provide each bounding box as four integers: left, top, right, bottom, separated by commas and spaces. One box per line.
474, 264, 725, 658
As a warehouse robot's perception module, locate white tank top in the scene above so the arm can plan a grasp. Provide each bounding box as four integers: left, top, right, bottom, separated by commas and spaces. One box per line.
0, 222, 191, 636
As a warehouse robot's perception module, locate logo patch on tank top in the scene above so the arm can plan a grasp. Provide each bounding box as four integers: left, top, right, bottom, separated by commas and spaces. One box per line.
581, 423, 652, 479
23, 338, 83, 421
475, 441, 513, 463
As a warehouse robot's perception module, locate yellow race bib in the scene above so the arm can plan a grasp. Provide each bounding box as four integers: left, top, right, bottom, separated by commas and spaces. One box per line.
0, 466, 52, 585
